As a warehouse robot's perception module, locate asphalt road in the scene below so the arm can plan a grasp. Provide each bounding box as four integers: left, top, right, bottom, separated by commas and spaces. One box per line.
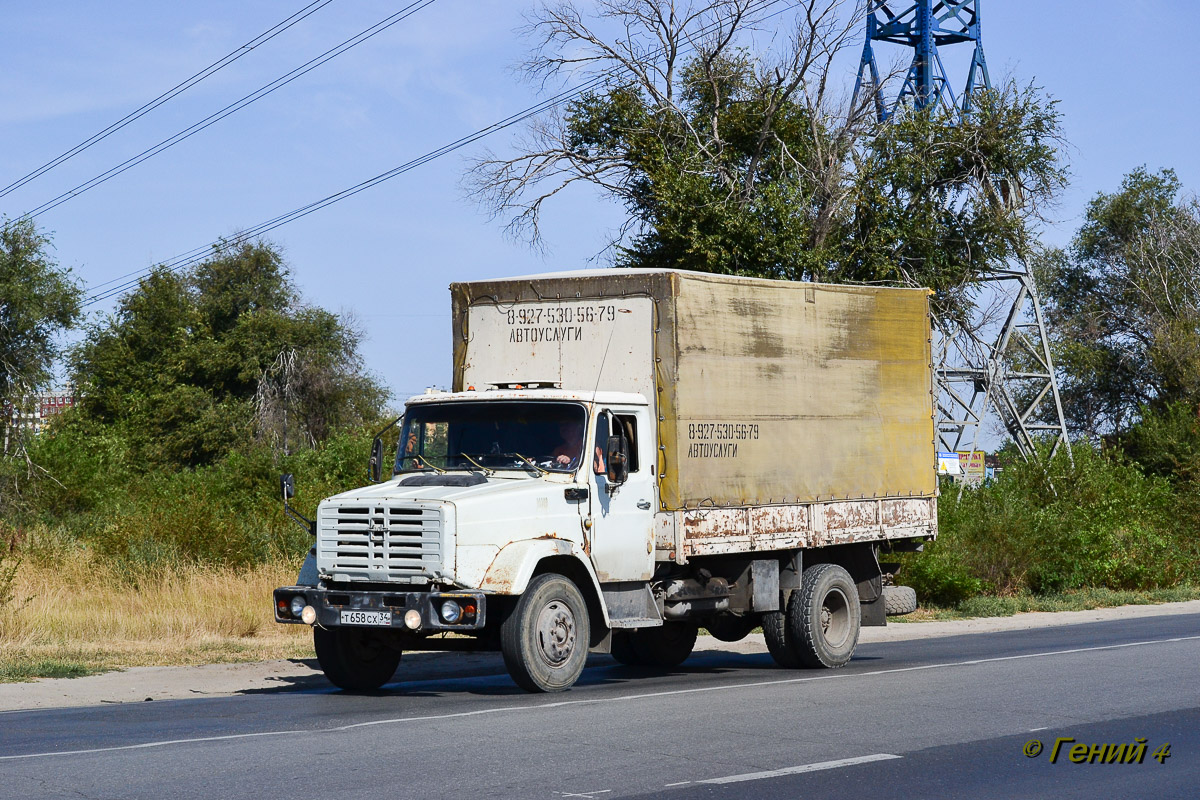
2, 613, 1198, 800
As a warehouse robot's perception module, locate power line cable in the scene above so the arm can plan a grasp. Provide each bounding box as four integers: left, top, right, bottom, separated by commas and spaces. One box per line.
82, 0, 790, 307
82, 76, 602, 305
83, 0, 789, 305
20, 0, 437, 222
0, 0, 335, 199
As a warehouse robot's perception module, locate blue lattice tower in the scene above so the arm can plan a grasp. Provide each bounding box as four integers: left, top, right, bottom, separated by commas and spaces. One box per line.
852, 1, 990, 122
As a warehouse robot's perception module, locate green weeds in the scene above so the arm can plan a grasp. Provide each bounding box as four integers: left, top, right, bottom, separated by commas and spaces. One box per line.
903, 442, 1200, 609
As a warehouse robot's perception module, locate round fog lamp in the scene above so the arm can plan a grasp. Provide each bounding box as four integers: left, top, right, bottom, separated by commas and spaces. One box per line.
440, 600, 462, 624
404, 609, 423, 630
300, 605, 317, 625
290, 595, 307, 618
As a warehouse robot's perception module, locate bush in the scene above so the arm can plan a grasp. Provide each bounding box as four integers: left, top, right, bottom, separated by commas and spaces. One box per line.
906, 443, 1200, 607
1120, 401, 1200, 485
10, 418, 382, 573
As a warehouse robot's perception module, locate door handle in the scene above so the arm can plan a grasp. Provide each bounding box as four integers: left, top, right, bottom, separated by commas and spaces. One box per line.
637, 499, 652, 510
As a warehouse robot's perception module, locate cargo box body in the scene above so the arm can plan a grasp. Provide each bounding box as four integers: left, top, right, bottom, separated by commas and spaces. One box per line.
451, 269, 937, 559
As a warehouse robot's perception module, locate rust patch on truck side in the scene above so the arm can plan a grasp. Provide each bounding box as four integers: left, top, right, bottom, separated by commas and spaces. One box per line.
682, 508, 748, 538
481, 551, 519, 593
824, 501, 878, 530
880, 498, 932, 526
749, 504, 809, 535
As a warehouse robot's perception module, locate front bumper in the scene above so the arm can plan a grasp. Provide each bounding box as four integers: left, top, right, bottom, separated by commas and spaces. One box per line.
273, 586, 487, 631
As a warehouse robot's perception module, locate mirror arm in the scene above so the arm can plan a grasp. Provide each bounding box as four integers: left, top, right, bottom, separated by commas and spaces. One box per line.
285, 503, 316, 537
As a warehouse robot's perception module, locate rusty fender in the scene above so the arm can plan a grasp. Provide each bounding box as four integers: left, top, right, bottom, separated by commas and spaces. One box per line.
477, 538, 611, 626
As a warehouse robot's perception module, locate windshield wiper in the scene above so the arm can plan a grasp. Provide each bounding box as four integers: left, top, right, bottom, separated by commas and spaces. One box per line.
453, 452, 495, 476
397, 456, 446, 474
509, 452, 549, 476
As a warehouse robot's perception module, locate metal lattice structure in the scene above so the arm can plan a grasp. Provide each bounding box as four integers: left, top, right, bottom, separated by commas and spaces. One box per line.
936, 272, 1071, 461
852, 0, 990, 122
852, 2, 1071, 462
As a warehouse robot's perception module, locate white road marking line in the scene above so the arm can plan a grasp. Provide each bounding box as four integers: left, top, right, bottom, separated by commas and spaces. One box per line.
700, 754, 902, 784
1029, 726, 1049, 732
663, 781, 692, 787
554, 790, 611, 799
4, 633, 1199, 762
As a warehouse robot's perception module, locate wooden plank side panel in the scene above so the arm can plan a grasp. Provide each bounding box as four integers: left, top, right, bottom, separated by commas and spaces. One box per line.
672, 502, 936, 558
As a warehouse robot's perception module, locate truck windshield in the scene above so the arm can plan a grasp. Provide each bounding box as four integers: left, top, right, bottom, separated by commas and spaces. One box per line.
395, 401, 588, 475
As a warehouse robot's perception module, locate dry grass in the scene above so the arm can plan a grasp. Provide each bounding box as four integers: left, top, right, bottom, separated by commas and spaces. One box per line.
0, 551, 313, 681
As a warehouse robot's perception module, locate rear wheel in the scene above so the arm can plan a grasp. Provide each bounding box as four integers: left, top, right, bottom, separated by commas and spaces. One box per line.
501, 573, 590, 692
314, 627, 402, 691
763, 607, 801, 668
789, 563, 860, 669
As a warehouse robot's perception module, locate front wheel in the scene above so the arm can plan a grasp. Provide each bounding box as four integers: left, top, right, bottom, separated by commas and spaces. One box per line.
314, 626, 402, 691
501, 573, 590, 692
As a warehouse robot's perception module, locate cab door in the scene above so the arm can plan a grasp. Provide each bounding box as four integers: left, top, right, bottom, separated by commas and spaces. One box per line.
586, 407, 655, 582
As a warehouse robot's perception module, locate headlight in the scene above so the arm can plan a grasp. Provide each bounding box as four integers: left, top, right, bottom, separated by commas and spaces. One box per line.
440, 600, 462, 623
290, 595, 307, 618
404, 609, 422, 630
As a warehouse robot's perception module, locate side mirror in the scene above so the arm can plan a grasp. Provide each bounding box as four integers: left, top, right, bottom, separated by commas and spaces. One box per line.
280, 473, 296, 501
605, 435, 630, 486
369, 436, 384, 483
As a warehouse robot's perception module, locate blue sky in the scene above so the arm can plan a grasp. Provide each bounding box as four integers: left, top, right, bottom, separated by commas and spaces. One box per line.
2, 1, 1196, 406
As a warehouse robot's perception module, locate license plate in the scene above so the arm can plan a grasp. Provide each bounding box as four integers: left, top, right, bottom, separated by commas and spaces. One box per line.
340, 610, 392, 627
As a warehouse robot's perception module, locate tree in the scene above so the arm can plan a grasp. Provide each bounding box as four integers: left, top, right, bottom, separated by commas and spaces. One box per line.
70, 240, 386, 467
471, 0, 1066, 316
0, 218, 82, 455
1038, 167, 1200, 440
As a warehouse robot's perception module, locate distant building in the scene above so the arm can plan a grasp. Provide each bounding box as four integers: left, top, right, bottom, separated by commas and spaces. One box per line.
2, 388, 78, 439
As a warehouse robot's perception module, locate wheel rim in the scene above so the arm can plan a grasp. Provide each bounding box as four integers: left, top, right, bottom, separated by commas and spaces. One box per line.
535, 599, 576, 668
819, 587, 852, 649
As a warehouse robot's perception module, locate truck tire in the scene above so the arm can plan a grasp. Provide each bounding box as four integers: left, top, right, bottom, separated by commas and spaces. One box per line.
609, 630, 648, 666
314, 626, 402, 691
789, 563, 860, 669
501, 573, 590, 692
630, 622, 697, 667
883, 585, 918, 616
762, 609, 802, 668
705, 612, 759, 643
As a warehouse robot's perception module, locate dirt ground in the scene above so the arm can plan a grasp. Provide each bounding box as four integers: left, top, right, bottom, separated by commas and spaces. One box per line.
4, 599, 1198, 712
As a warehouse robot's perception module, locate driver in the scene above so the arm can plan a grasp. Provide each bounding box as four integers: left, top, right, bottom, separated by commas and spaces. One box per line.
551, 420, 584, 467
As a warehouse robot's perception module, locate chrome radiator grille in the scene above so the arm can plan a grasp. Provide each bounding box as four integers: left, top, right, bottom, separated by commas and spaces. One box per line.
317, 502, 446, 583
